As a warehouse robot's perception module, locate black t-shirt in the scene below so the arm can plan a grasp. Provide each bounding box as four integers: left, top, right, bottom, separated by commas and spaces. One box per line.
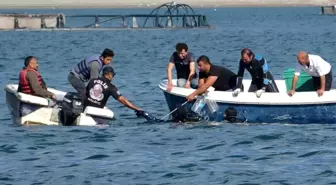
169, 52, 197, 79
84, 77, 122, 108
199, 65, 237, 91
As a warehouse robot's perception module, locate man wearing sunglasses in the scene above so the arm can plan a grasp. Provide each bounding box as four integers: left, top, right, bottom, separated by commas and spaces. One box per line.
84, 66, 146, 116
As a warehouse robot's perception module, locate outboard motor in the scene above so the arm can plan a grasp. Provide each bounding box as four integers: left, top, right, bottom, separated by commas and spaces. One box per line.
61, 92, 84, 126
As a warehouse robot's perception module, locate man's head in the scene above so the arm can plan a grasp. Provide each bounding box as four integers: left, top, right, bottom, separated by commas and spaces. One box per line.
24, 56, 38, 70
101, 48, 114, 65
297, 51, 309, 66
175, 43, 188, 59
241, 48, 254, 64
224, 107, 238, 119
197, 55, 212, 73
102, 66, 115, 81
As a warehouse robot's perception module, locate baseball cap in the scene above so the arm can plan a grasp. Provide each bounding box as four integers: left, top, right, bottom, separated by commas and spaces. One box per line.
103, 66, 115, 76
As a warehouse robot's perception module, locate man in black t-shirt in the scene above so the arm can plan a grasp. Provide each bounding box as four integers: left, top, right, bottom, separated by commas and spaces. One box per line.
187, 55, 238, 101
167, 43, 198, 91
84, 66, 146, 116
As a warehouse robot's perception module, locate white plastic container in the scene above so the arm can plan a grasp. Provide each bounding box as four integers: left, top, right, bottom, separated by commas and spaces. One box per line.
206, 98, 219, 113
191, 96, 206, 114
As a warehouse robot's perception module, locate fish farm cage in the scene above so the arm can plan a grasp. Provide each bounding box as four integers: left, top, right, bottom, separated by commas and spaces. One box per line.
0, 2, 214, 31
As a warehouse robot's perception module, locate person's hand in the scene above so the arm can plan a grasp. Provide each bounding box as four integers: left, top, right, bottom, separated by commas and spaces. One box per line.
255, 89, 265, 98
187, 93, 196, 101
317, 89, 324, 97
167, 83, 173, 92
287, 90, 295, 96
51, 94, 57, 100
232, 88, 241, 97
135, 110, 161, 121
135, 110, 145, 117
184, 81, 191, 88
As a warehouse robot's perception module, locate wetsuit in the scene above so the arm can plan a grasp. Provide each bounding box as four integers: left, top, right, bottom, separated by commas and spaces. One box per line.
237, 55, 279, 92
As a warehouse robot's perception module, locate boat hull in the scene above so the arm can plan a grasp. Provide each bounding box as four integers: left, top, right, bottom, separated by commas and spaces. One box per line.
160, 79, 336, 124
163, 91, 336, 124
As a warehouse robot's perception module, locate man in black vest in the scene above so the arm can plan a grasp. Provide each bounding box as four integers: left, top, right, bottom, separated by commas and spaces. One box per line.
84, 66, 146, 116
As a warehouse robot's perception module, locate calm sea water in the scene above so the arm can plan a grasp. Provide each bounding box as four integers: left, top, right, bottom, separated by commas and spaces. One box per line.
0, 7, 335, 185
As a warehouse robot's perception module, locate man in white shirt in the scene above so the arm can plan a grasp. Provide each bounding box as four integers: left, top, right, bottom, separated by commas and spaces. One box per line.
288, 51, 332, 96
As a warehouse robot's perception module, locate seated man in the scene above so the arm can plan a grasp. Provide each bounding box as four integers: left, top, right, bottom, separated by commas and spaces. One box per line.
84, 66, 146, 116
232, 48, 279, 98
288, 51, 332, 97
18, 56, 56, 100
167, 43, 197, 91
186, 55, 238, 101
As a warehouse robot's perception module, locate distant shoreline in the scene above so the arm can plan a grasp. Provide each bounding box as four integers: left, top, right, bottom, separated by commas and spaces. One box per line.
0, 1, 333, 9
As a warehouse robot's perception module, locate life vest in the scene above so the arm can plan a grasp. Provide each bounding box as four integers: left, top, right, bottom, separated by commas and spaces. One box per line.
72, 55, 104, 81
18, 68, 43, 94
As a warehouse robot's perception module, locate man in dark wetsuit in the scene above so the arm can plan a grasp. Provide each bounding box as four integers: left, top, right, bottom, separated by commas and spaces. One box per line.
232, 48, 279, 98
186, 55, 239, 101
84, 66, 147, 116
224, 107, 246, 123
167, 43, 198, 91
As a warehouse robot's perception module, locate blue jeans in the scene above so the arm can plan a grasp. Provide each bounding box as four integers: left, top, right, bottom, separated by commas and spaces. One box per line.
177, 78, 198, 89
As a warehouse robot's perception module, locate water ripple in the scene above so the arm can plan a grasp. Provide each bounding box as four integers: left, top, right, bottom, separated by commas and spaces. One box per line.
84, 154, 110, 160
0, 7, 335, 185
298, 151, 320, 158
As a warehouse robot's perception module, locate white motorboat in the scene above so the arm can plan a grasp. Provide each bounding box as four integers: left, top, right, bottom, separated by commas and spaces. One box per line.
4, 84, 115, 126
159, 79, 336, 124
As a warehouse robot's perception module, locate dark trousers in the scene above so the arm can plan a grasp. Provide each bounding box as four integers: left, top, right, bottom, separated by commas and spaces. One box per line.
68, 72, 86, 100
248, 79, 279, 92
312, 70, 333, 91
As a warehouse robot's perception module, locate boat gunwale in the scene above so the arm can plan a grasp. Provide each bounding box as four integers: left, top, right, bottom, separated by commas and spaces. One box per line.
158, 79, 336, 105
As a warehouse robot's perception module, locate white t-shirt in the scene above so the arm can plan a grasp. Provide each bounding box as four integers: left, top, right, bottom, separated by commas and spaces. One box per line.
295, 54, 331, 77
